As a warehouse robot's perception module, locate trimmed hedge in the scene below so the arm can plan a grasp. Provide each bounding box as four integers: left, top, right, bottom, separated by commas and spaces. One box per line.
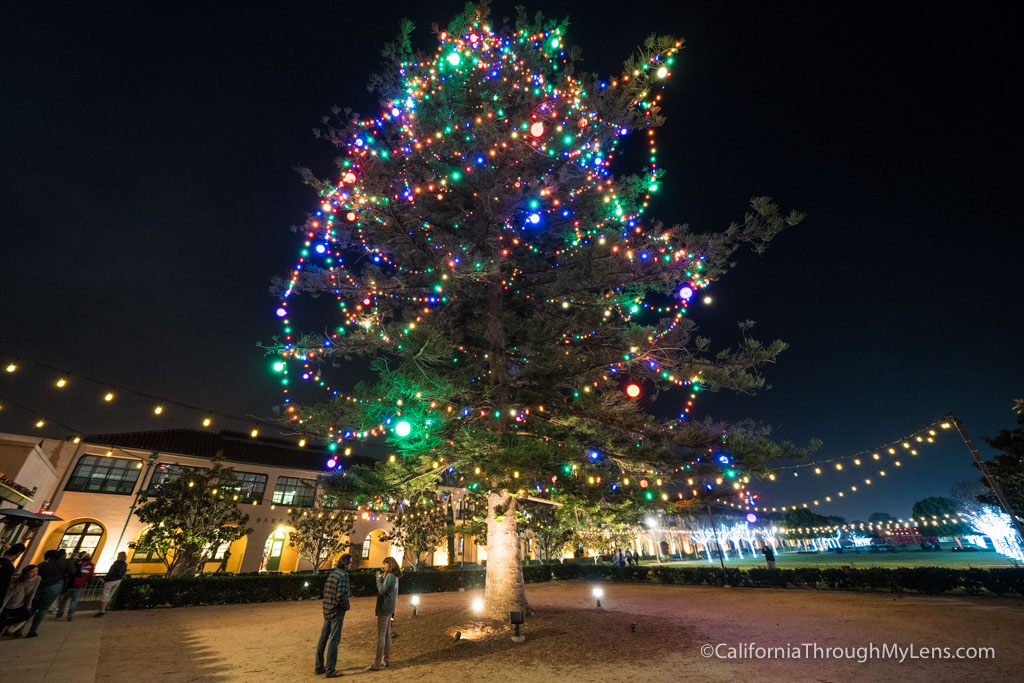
555, 564, 1024, 595
111, 563, 1024, 610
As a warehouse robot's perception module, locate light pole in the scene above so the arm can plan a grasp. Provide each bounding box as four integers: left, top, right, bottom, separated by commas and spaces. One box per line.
113, 451, 160, 556
948, 414, 1024, 542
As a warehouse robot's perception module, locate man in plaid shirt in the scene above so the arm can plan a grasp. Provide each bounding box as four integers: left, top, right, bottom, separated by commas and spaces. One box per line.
316, 553, 352, 678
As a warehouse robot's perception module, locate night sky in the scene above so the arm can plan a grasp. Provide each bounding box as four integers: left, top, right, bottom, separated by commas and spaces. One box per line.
1, 2, 1020, 520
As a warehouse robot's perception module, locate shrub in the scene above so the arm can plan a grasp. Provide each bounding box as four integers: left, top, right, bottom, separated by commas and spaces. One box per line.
523, 564, 553, 583
110, 563, 1024, 610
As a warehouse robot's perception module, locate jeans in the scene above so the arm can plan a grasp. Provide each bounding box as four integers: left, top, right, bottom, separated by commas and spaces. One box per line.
315, 612, 345, 673
374, 614, 392, 667
56, 588, 84, 617
27, 583, 62, 635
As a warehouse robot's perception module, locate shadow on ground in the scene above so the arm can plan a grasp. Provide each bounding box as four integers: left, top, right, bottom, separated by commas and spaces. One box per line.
98, 616, 233, 681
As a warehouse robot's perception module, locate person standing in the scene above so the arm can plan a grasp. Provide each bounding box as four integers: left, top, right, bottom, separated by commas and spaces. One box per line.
624, 549, 632, 568
21, 550, 64, 637
54, 550, 79, 619
0, 542, 27, 602
1, 564, 39, 636
370, 557, 401, 671
316, 553, 351, 678
55, 553, 94, 621
94, 551, 128, 617
763, 543, 776, 569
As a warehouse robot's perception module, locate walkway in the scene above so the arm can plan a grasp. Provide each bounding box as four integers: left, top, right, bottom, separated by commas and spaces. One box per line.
0, 613, 104, 682
1, 581, 1021, 681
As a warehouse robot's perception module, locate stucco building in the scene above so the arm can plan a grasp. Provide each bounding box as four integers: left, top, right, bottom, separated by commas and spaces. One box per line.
2, 428, 774, 575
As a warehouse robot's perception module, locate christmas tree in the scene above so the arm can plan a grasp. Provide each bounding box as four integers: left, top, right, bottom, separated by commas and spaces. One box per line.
272, 3, 803, 618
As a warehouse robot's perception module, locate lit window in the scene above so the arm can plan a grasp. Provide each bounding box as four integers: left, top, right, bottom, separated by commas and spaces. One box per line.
65, 455, 142, 495
146, 463, 208, 495
271, 477, 316, 507
58, 521, 104, 555
222, 471, 268, 503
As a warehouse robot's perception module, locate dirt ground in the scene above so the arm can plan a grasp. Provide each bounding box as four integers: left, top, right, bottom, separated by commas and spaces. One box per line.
95, 581, 1024, 682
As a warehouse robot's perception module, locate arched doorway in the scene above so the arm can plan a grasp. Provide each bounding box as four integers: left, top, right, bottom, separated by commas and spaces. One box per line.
362, 529, 391, 569
261, 528, 289, 572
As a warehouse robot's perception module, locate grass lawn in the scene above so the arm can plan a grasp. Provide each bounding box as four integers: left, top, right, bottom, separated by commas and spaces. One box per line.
657, 548, 1019, 569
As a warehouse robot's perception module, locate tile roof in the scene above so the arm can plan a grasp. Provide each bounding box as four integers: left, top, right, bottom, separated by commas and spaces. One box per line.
77, 429, 376, 473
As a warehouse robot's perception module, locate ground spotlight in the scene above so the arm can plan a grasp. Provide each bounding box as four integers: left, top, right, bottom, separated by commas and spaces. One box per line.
510, 611, 525, 642
411, 594, 420, 617
472, 597, 484, 614
593, 586, 604, 608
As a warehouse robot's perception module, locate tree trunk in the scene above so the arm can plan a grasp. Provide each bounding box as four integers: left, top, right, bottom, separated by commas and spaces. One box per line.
446, 498, 456, 567
483, 493, 530, 620
169, 544, 202, 576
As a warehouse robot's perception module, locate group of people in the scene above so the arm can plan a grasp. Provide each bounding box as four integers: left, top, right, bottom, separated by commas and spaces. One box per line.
0, 542, 128, 638
315, 554, 401, 678
612, 549, 642, 567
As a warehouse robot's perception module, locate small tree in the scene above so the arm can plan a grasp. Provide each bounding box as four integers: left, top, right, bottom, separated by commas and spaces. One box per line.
519, 500, 572, 563
781, 508, 831, 548
911, 496, 970, 539
979, 407, 1024, 520
557, 495, 643, 560
288, 494, 356, 573
868, 511, 895, 523
131, 461, 252, 576
382, 494, 450, 571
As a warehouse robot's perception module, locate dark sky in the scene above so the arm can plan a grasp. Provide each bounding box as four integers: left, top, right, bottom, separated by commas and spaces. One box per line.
1, 1, 1020, 520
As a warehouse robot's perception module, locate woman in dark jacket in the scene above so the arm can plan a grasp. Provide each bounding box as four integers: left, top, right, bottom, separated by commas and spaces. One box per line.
370, 557, 401, 670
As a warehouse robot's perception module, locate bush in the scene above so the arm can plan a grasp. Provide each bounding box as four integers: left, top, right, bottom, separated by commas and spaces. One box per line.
111, 562, 1024, 610
523, 564, 553, 583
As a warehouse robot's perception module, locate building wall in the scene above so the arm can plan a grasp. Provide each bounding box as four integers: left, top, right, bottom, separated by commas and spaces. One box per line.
0, 435, 62, 509
0, 434, 74, 550
22, 441, 402, 575
5, 432, 783, 574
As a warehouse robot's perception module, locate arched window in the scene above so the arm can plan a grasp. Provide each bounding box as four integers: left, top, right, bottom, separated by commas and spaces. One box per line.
58, 521, 104, 555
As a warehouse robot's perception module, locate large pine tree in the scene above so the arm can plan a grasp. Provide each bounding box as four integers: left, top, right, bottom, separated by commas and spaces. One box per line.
272, 4, 803, 618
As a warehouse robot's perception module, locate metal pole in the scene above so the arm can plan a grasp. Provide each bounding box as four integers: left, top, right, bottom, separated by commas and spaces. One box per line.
706, 503, 729, 586
948, 414, 1024, 541
113, 452, 159, 555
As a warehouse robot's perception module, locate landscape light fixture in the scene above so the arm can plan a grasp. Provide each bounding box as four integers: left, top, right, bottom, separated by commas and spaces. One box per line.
593, 586, 604, 608
411, 595, 420, 616
472, 597, 484, 614
510, 611, 525, 643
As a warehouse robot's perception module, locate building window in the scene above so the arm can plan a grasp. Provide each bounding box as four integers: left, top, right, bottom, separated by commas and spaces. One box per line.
224, 471, 268, 503
131, 546, 161, 563
146, 463, 208, 495
58, 522, 104, 555
271, 476, 316, 507
65, 455, 142, 495
361, 535, 371, 559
